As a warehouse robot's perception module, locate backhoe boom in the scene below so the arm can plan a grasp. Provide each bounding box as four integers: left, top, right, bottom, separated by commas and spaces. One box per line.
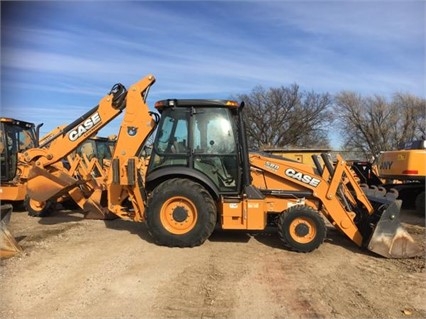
24, 75, 157, 219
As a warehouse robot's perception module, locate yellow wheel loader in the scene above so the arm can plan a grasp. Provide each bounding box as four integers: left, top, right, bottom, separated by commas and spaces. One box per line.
23, 74, 421, 258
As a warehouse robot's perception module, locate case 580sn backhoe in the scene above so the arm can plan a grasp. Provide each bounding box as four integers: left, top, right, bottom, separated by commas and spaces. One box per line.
0, 117, 41, 203
21, 74, 421, 259
0, 117, 117, 257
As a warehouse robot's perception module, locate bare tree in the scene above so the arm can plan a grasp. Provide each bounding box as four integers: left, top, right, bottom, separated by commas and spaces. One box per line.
334, 91, 426, 158
236, 84, 333, 149
392, 93, 426, 139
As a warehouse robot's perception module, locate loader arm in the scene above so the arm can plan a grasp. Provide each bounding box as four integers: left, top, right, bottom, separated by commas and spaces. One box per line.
250, 153, 370, 246
249, 152, 421, 258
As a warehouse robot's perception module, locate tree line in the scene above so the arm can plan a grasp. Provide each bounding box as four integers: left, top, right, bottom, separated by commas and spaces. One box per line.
235, 85, 425, 159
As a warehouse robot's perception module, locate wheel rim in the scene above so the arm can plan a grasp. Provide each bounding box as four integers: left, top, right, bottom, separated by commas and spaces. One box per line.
160, 196, 197, 235
289, 217, 317, 244
28, 198, 47, 212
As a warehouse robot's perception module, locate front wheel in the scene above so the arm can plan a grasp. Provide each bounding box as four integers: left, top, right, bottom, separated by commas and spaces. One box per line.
146, 178, 217, 247
278, 205, 326, 253
24, 195, 53, 217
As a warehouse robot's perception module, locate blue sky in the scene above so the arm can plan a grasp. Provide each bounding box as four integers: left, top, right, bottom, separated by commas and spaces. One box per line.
1, 1, 424, 148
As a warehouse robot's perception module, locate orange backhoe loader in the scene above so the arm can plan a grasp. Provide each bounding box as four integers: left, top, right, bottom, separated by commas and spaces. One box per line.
22, 74, 421, 258
0, 118, 40, 257
0, 127, 117, 257
0, 117, 117, 211
0, 118, 41, 204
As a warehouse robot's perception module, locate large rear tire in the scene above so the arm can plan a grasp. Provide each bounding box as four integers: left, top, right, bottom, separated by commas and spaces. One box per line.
415, 191, 425, 215
146, 178, 216, 247
24, 195, 52, 217
278, 205, 326, 252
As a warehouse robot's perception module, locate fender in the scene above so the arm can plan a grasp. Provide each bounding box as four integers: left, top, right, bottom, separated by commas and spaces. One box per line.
146, 166, 221, 199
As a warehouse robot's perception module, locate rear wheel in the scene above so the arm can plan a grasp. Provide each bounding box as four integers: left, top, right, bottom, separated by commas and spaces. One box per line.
415, 191, 425, 215
24, 195, 52, 217
278, 205, 326, 252
146, 178, 216, 247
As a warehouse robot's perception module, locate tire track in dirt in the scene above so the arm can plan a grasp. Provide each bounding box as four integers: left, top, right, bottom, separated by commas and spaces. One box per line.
152, 240, 252, 318
2, 211, 425, 319
245, 225, 426, 319
1, 217, 161, 318
254, 250, 331, 318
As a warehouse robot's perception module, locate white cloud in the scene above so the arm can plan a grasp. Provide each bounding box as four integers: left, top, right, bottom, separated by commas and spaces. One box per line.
1, 0, 424, 137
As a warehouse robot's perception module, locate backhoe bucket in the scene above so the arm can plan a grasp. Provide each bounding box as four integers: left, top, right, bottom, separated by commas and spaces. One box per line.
0, 204, 23, 259
367, 200, 422, 258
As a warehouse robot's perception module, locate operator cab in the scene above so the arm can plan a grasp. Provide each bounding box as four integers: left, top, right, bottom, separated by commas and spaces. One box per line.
148, 99, 243, 195
76, 136, 115, 162
0, 118, 38, 182
398, 139, 426, 150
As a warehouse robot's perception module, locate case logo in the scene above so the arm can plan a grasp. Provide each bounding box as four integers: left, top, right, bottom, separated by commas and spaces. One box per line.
285, 168, 320, 187
68, 113, 101, 141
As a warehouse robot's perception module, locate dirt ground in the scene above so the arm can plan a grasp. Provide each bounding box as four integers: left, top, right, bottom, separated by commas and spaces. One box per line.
1, 206, 425, 319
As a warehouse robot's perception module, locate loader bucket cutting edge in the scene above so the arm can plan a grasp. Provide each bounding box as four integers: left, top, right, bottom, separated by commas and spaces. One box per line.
367, 200, 422, 258
0, 204, 23, 259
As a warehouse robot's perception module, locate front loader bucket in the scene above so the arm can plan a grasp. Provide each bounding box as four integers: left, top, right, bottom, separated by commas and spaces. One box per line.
367, 200, 422, 258
0, 204, 23, 259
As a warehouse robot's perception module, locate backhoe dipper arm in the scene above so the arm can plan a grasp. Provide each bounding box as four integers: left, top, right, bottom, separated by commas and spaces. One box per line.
106, 75, 159, 220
